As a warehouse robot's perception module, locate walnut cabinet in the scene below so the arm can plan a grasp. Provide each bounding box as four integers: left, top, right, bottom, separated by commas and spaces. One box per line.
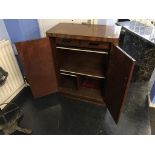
16, 23, 135, 123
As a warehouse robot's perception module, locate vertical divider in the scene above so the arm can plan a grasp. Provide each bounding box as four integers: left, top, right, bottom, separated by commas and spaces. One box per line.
76, 75, 80, 89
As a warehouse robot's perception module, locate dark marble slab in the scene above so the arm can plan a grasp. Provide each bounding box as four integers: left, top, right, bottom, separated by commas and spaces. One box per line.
119, 26, 155, 82
117, 21, 155, 46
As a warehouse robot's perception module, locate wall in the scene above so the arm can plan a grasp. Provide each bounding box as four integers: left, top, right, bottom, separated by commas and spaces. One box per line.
0, 19, 10, 40
4, 19, 41, 42
38, 19, 118, 37
2, 19, 117, 42
98, 19, 118, 25
3, 19, 117, 40
38, 19, 98, 37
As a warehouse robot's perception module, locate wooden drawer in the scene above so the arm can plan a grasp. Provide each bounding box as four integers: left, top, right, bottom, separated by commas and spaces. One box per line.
56, 38, 79, 47
79, 40, 110, 51
56, 38, 110, 51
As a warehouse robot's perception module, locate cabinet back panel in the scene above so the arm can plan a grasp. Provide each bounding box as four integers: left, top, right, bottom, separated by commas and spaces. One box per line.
56, 49, 108, 78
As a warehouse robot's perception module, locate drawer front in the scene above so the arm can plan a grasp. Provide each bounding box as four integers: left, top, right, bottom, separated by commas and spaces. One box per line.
56, 38, 110, 51
56, 38, 79, 47
79, 40, 110, 51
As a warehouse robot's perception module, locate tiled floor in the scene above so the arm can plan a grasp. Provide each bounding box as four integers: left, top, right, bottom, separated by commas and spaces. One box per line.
1, 84, 151, 135
2, 68, 155, 135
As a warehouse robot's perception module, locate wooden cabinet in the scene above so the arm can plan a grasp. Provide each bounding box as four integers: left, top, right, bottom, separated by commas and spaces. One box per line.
15, 23, 135, 123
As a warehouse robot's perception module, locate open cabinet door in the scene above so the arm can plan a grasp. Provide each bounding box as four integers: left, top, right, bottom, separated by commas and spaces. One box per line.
16, 38, 58, 98
104, 45, 135, 123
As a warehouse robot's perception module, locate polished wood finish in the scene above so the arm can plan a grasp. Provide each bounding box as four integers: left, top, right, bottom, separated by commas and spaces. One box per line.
104, 45, 135, 123
47, 23, 135, 123
16, 38, 58, 98
55, 45, 106, 104
47, 23, 121, 43
60, 63, 104, 79
56, 38, 110, 50
15, 23, 136, 123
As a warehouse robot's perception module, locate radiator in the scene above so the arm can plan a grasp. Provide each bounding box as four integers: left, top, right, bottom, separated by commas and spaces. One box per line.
0, 40, 25, 109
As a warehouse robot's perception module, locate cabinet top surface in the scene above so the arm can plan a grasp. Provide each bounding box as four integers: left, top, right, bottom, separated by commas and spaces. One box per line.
46, 23, 121, 42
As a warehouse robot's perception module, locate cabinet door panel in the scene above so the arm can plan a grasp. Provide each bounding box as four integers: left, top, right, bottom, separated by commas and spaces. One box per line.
105, 45, 135, 123
16, 38, 58, 98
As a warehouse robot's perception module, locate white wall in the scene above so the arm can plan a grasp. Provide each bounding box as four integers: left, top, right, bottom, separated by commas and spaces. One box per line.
38, 19, 98, 37
0, 20, 10, 40
0, 19, 117, 40
38, 19, 118, 37
98, 19, 118, 25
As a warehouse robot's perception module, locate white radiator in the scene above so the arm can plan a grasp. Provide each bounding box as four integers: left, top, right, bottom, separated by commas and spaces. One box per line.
0, 40, 25, 109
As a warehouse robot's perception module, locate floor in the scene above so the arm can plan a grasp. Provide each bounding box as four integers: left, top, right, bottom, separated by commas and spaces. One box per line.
1, 84, 151, 135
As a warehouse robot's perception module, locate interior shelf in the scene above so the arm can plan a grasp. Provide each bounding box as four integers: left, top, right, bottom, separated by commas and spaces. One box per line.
59, 85, 104, 104
56, 46, 109, 55
60, 61, 105, 79
57, 48, 107, 79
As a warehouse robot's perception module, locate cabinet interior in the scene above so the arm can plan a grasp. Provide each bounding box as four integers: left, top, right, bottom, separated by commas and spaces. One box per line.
15, 23, 136, 123
55, 46, 108, 105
